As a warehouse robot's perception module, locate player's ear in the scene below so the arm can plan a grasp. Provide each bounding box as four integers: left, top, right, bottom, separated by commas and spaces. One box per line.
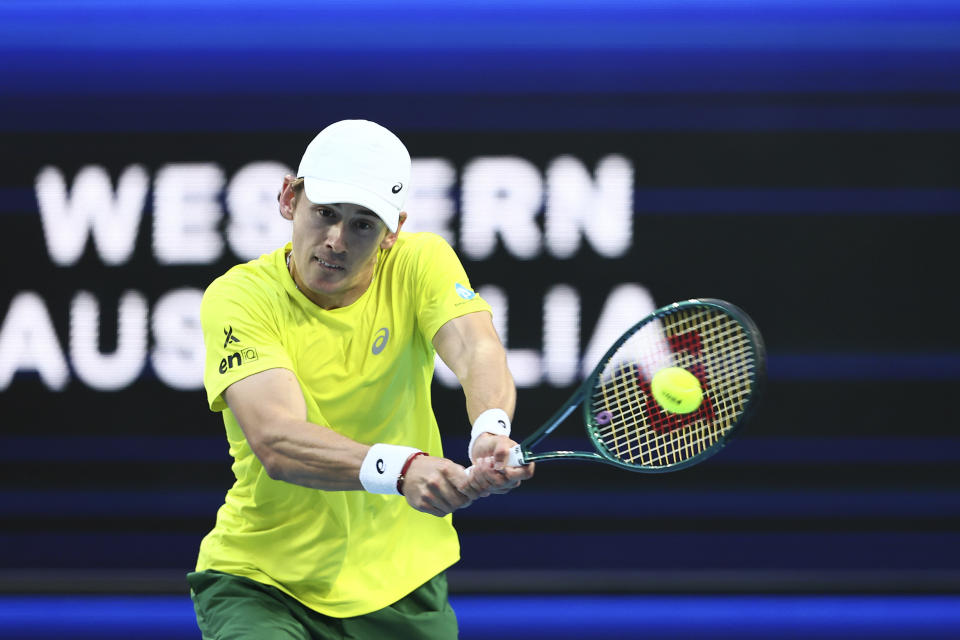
278, 175, 298, 221
379, 211, 406, 250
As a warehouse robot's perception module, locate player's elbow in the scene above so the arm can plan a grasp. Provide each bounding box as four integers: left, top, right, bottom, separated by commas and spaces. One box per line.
259, 451, 286, 481
247, 433, 287, 481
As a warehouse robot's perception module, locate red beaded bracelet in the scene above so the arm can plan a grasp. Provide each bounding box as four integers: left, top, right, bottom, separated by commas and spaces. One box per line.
396, 451, 428, 496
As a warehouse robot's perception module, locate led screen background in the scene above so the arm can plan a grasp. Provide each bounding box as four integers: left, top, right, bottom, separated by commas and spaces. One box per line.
1, 1, 959, 592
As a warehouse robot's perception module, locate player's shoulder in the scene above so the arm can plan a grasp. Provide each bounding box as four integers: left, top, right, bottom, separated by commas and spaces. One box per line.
202, 246, 287, 309
393, 230, 453, 253
388, 231, 457, 269
383, 232, 457, 282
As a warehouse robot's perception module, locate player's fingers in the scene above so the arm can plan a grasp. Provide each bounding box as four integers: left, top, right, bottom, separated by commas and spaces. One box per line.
511, 460, 535, 480
429, 468, 475, 512
405, 461, 474, 515
419, 504, 446, 517
486, 461, 534, 493
464, 458, 498, 497
428, 493, 472, 514
459, 465, 484, 497
491, 443, 511, 470
413, 489, 466, 516
406, 493, 447, 517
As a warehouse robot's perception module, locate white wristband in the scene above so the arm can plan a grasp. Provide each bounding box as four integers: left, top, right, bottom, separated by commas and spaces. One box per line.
359, 443, 422, 495
468, 408, 511, 463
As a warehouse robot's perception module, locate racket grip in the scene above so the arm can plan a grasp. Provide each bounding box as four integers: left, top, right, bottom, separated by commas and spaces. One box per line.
465, 445, 526, 477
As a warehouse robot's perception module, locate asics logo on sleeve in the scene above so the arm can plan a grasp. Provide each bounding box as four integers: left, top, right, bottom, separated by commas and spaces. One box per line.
223, 326, 240, 349
391, 183, 403, 194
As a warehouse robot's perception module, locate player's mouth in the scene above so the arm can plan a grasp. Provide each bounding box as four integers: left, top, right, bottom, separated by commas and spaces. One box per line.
314, 256, 345, 271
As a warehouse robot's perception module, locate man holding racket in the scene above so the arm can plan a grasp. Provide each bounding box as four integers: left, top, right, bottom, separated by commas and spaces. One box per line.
187, 119, 533, 639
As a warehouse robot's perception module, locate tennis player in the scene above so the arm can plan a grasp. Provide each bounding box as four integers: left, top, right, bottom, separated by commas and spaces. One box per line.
187, 120, 533, 639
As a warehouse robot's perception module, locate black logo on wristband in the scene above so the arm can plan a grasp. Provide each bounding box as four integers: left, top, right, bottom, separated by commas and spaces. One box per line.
498, 419, 507, 429
376, 459, 385, 474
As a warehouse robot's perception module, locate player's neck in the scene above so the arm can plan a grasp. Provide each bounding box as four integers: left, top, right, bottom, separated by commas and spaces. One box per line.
287, 250, 374, 310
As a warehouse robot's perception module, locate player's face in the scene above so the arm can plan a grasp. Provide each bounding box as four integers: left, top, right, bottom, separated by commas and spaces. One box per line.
284, 189, 401, 309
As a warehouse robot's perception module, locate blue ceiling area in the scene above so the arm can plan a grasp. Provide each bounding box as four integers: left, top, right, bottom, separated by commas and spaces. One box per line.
4, 1, 960, 131
3, 1, 960, 98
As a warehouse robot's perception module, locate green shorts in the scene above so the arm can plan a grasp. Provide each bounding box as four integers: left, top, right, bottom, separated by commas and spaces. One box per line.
187, 570, 458, 640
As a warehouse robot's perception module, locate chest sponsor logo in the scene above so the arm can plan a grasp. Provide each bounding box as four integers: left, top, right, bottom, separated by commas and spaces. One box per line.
218, 347, 258, 374
223, 326, 240, 349
372, 327, 390, 355
455, 283, 476, 300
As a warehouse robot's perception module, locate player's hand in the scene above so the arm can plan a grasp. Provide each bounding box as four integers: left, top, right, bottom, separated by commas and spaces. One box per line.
466, 433, 535, 496
401, 455, 476, 517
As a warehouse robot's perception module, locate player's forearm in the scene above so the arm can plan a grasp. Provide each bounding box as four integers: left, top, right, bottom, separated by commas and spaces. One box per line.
459, 340, 517, 423
250, 417, 368, 491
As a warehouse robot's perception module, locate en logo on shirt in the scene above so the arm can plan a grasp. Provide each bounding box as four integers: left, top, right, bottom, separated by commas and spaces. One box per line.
455, 283, 476, 300
219, 347, 259, 374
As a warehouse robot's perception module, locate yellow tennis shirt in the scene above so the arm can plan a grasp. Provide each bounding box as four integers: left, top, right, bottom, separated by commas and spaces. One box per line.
196, 231, 492, 617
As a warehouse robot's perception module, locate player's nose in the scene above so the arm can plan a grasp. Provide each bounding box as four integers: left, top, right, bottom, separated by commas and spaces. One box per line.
325, 221, 346, 253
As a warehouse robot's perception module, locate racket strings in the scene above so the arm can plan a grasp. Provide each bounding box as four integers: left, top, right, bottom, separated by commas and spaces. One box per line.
595, 361, 755, 460
590, 306, 757, 468
627, 311, 749, 463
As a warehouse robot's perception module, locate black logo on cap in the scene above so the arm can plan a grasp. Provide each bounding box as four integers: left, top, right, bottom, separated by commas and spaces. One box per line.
391, 183, 403, 194
376, 459, 385, 474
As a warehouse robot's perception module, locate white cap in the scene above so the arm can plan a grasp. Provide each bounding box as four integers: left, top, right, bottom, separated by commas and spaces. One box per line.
297, 120, 411, 232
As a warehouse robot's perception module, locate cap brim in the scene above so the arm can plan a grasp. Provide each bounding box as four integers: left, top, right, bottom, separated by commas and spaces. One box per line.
301, 178, 400, 232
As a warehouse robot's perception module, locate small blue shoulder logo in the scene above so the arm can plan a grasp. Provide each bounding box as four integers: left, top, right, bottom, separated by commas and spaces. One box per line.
372, 327, 389, 355
455, 283, 476, 300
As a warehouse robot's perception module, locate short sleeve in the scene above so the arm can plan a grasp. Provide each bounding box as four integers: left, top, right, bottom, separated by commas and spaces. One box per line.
200, 274, 295, 412
411, 233, 493, 341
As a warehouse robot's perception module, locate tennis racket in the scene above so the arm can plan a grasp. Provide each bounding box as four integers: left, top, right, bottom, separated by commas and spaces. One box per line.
505, 298, 765, 473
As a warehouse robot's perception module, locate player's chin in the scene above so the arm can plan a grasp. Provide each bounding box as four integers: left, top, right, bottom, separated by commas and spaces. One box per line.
311, 269, 347, 287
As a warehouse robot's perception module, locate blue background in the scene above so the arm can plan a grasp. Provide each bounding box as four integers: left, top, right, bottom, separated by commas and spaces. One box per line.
2, 1, 959, 637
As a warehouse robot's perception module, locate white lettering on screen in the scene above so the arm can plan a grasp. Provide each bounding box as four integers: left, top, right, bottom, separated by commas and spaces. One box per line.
153, 163, 225, 264
545, 155, 633, 259
70, 290, 148, 391
10, 155, 644, 391
460, 156, 543, 260
35, 165, 148, 266
151, 288, 205, 390
0, 292, 69, 390
403, 158, 457, 244
226, 162, 293, 261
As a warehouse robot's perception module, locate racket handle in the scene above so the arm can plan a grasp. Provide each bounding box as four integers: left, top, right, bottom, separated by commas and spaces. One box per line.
465, 445, 526, 477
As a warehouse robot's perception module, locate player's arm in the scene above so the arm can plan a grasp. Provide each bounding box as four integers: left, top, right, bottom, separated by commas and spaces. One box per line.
432, 310, 534, 494
224, 367, 364, 490
224, 367, 479, 516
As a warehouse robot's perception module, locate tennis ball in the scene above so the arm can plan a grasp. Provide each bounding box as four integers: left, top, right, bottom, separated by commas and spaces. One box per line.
650, 367, 703, 414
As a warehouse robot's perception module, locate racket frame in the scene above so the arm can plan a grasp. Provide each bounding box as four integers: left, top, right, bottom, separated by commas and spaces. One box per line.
511, 298, 766, 472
